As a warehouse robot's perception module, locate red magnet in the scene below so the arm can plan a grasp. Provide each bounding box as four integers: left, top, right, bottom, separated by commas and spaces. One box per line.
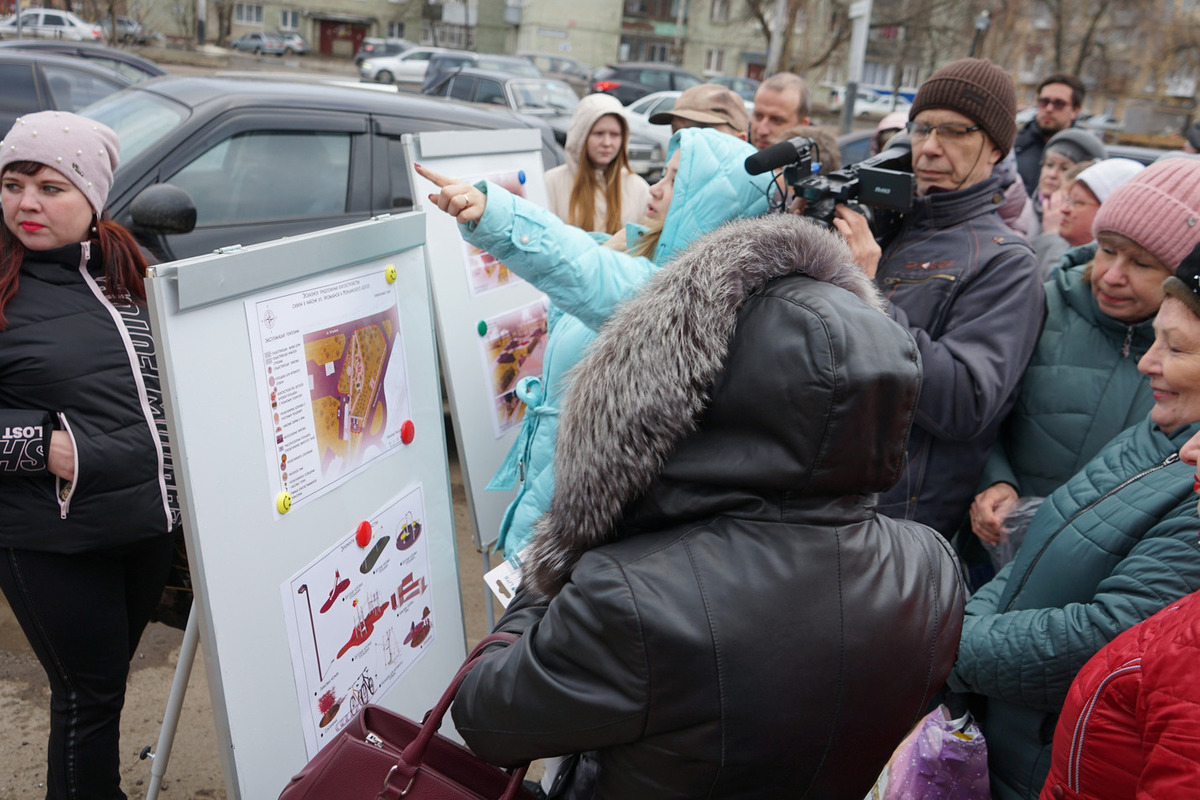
400, 419, 415, 444
355, 520, 372, 548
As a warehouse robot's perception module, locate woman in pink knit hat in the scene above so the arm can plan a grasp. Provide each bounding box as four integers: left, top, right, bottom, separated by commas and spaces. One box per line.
0, 111, 177, 799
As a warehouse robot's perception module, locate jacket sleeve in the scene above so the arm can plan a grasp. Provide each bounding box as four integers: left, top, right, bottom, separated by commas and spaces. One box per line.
978, 431, 1021, 493
451, 551, 649, 766
462, 182, 657, 331
888, 245, 1045, 442
0, 409, 54, 475
947, 521, 1200, 711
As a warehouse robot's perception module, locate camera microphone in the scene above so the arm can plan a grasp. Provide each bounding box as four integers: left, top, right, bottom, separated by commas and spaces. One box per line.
744, 136, 814, 175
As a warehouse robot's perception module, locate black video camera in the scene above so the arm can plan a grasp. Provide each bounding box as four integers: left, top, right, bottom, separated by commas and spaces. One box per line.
744, 135, 915, 243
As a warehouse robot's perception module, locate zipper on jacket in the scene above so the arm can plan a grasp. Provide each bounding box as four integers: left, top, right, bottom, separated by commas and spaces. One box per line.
882, 274, 958, 285
1121, 325, 1134, 358
1067, 658, 1142, 791
55, 413, 78, 519
1003, 452, 1180, 612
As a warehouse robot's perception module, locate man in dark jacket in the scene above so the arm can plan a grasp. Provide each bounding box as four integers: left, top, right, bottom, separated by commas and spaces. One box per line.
1014, 72, 1085, 196
834, 57, 1045, 540
452, 215, 965, 799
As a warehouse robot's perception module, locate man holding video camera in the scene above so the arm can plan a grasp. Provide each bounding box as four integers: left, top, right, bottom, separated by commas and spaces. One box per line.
833, 58, 1044, 541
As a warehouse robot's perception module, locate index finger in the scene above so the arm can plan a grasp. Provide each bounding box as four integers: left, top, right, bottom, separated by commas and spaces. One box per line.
414, 162, 457, 188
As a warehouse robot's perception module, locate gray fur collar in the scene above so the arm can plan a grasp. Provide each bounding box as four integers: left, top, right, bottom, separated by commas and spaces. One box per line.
525, 214, 884, 597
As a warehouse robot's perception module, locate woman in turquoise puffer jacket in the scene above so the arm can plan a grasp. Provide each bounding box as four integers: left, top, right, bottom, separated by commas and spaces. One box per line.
418, 128, 772, 557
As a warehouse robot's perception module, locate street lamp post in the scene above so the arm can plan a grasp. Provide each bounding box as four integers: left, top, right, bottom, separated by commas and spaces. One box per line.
969, 9, 990, 58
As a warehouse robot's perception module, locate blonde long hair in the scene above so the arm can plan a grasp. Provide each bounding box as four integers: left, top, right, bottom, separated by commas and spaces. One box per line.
568, 113, 633, 235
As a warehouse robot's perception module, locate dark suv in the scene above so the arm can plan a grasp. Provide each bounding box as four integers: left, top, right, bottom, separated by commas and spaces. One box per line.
78, 74, 564, 261
591, 62, 703, 105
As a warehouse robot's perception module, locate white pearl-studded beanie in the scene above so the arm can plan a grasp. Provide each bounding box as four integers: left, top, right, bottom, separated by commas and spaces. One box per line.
0, 110, 120, 216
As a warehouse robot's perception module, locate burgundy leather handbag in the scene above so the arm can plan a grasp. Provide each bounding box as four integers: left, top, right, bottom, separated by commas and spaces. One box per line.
279, 633, 535, 800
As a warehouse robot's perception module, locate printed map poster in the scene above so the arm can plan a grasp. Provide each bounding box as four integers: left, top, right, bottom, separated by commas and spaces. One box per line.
281, 484, 434, 758
461, 170, 530, 297
478, 298, 550, 437
246, 265, 412, 515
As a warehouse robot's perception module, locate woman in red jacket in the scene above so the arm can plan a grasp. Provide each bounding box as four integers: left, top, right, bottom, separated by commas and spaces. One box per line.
1040, 244, 1200, 800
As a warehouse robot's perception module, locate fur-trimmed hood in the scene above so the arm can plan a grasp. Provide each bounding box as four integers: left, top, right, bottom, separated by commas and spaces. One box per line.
524, 214, 922, 596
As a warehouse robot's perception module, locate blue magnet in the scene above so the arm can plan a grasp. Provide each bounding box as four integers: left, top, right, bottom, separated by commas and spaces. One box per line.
518, 170, 527, 184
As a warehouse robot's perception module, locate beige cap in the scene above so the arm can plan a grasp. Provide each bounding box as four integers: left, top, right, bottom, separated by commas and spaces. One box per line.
649, 84, 749, 134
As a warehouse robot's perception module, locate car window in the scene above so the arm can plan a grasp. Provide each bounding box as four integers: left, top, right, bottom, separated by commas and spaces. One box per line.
83, 89, 188, 166
448, 76, 477, 102
650, 97, 675, 115
43, 64, 125, 112
42, 13, 67, 27
0, 63, 38, 114
166, 132, 351, 226
403, 50, 434, 61
639, 70, 672, 90
673, 73, 702, 90
628, 96, 655, 115
475, 79, 506, 105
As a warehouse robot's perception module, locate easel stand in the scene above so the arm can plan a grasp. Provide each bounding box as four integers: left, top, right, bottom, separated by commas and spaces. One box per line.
140, 602, 200, 800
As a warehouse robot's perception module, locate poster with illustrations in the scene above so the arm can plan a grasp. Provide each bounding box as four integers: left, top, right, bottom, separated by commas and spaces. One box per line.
478, 298, 550, 437
461, 170, 531, 296
246, 265, 413, 515
281, 484, 434, 758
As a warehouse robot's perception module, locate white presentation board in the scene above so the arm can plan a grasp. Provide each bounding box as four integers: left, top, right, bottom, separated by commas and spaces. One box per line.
406, 128, 551, 551
145, 213, 467, 800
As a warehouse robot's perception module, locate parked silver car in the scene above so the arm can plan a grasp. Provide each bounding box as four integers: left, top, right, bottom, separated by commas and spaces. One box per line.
359, 46, 445, 84
0, 8, 102, 41
230, 32, 286, 56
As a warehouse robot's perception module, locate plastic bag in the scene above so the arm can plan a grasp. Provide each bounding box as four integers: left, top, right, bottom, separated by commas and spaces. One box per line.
982, 495, 1044, 572
866, 704, 990, 800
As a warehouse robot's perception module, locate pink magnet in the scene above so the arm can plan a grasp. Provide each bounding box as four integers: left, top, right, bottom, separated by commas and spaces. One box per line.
355, 521, 372, 548
400, 420, 415, 444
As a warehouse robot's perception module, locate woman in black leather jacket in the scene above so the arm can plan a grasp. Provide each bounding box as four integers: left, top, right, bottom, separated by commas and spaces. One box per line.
452, 214, 966, 799
0, 111, 176, 800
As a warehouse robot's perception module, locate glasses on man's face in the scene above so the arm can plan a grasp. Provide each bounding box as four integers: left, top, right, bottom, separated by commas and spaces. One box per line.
1037, 96, 1071, 111
906, 121, 983, 141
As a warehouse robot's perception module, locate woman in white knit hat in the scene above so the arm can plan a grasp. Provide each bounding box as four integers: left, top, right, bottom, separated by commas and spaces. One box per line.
0, 111, 177, 799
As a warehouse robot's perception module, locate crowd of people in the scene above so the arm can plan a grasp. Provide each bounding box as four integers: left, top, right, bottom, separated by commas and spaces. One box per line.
6, 52, 1200, 800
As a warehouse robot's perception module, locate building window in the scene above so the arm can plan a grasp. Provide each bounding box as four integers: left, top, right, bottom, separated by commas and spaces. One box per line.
388, 21, 406, 37
710, 0, 729, 21
704, 48, 724, 72
234, 3, 263, 24
647, 42, 670, 62
280, 9, 298, 29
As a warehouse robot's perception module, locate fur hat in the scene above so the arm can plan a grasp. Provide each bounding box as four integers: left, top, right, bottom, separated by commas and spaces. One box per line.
0, 111, 120, 216
910, 58, 1017, 155
649, 83, 749, 134
1074, 158, 1144, 203
1044, 128, 1106, 164
1092, 157, 1200, 270
1162, 241, 1200, 320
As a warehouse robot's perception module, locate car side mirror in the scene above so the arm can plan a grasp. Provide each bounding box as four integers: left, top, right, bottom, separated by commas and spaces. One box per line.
130, 184, 197, 235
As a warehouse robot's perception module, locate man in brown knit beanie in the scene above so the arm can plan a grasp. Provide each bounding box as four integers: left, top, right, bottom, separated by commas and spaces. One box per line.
830, 57, 1045, 560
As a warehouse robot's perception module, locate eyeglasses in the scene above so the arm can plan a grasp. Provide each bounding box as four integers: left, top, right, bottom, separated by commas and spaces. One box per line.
1037, 97, 1071, 111
906, 121, 983, 140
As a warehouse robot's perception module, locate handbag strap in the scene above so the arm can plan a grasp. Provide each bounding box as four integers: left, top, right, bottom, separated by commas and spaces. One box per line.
387, 632, 525, 794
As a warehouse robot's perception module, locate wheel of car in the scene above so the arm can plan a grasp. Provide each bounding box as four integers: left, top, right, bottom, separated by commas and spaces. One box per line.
254, 46, 262, 55
284, 47, 294, 55
376, 70, 393, 84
